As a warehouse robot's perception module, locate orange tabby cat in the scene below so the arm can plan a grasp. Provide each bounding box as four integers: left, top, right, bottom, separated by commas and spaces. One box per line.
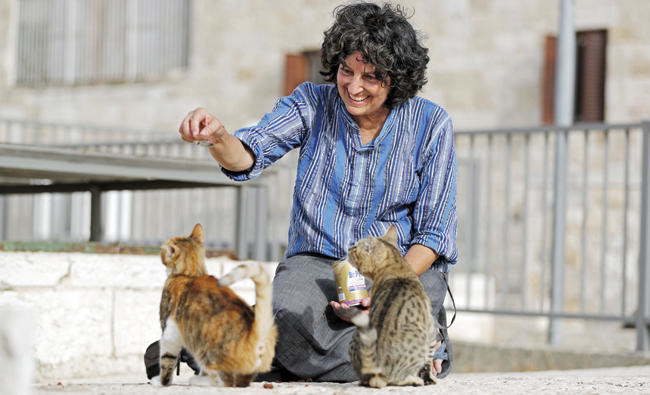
157, 223, 277, 387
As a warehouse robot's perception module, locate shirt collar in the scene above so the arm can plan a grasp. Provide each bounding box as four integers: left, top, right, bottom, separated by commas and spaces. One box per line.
336, 96, 398, 150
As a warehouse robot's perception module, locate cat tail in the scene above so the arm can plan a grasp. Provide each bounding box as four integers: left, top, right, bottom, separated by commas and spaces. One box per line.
218, 262, 274, 362
334, 307, 384, 386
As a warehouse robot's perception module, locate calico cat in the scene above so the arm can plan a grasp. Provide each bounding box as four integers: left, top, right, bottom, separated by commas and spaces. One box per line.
157, 223, 277, 387
336, 225, 438, 388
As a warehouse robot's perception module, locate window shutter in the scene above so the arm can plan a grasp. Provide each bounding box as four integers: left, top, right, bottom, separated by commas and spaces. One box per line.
541, 30, 607, 124
284, 54, 308, 96
575, 30, 607, 122
542, 35, 557, 125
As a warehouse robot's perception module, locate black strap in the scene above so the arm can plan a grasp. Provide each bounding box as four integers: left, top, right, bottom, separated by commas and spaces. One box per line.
436, 272, 456, 329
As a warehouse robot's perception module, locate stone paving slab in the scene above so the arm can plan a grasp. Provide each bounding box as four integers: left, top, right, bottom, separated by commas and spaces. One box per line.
33, 365, 650, 395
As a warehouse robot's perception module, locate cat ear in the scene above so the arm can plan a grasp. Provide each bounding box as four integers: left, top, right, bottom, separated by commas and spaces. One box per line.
382, 225, 399, 247
165, 244, 178, 258
190, 223, 204, 243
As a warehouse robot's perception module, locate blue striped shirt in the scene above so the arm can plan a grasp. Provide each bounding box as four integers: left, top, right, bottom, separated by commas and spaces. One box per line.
222, 82, 457, 270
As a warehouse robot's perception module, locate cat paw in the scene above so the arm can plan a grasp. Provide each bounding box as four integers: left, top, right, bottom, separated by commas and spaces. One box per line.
149, 375, 161, 387
418, 361, 437, 385
189, 375, 218, 387
368, 375, 388, 389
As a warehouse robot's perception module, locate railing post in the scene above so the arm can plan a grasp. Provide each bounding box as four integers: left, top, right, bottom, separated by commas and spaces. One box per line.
253, 185, 269, 261
549, 128, 568, 345
0, 196, 6, 239
636, 120, 650, 352
236, 186, 249, 260
548, 0, 575, 346
89, 186, 102, 242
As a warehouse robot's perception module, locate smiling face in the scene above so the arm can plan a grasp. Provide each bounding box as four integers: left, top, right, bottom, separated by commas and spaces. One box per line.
336, 51, 391, 125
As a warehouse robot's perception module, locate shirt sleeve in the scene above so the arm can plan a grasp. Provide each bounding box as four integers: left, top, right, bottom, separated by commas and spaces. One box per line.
410, 112, 458, 267
221, 82, 320, 181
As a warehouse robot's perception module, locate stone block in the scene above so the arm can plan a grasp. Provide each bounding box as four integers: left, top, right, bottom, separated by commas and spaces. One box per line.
218, 260, 243, 278
205, 257, 229, 277
69, 254, 164, 289
1, 252, 70, 287
0, 302, 37, 395
113, 289, 162, 356
221, 261, 255, 306
0, 290, 20, 305
8, 289, 113, 372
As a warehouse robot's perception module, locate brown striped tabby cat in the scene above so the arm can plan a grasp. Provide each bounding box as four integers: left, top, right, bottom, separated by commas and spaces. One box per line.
157, 223, 277, 387
336, 225, 438, 388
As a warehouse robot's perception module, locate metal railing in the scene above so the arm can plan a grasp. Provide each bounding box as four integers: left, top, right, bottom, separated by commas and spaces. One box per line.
1, 117, 649, 350
454, 121, 650, 351
0, 118, 293, 261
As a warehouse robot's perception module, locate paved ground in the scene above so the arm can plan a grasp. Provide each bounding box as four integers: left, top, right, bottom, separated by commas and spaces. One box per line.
34, 365, 650, 394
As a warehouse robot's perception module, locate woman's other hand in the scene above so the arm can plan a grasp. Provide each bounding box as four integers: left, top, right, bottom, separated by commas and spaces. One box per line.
329, 296, 370, 322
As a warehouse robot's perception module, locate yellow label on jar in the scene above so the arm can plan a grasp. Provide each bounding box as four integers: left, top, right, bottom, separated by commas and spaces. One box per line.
333, 260, 368, 307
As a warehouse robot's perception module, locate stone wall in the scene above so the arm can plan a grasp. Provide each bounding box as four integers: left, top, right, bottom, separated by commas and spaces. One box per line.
0, 251, 276, 380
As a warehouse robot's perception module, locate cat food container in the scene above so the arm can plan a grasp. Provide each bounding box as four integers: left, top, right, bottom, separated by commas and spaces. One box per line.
333, 259, 368, 307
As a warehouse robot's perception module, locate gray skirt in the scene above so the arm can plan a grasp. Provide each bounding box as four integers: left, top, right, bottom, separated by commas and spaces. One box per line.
271, 253, 449, 382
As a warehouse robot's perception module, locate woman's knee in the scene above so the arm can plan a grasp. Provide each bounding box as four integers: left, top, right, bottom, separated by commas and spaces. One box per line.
272, 256, 335, 313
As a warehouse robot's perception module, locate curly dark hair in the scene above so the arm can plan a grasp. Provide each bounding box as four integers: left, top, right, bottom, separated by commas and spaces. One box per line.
320, 2, 429, 108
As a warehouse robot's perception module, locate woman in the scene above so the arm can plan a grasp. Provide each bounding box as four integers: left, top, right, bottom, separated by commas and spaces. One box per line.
179, 2, 457, 382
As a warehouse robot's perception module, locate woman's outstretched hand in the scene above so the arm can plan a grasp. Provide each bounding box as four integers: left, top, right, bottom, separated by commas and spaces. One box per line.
179, 107, 227, 145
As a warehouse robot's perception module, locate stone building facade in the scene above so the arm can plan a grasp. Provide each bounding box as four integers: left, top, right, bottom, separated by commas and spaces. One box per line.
0, 0, 648, 132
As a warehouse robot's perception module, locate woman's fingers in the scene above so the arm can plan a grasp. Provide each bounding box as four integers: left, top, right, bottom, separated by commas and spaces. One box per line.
329, 301, 352, 322
179, 108, 204, 141
179, 108, 222, 144
198, 117, 224, 143
360, 297, 371, 308
189, 108, 209, 138
329, 300, 349, 310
